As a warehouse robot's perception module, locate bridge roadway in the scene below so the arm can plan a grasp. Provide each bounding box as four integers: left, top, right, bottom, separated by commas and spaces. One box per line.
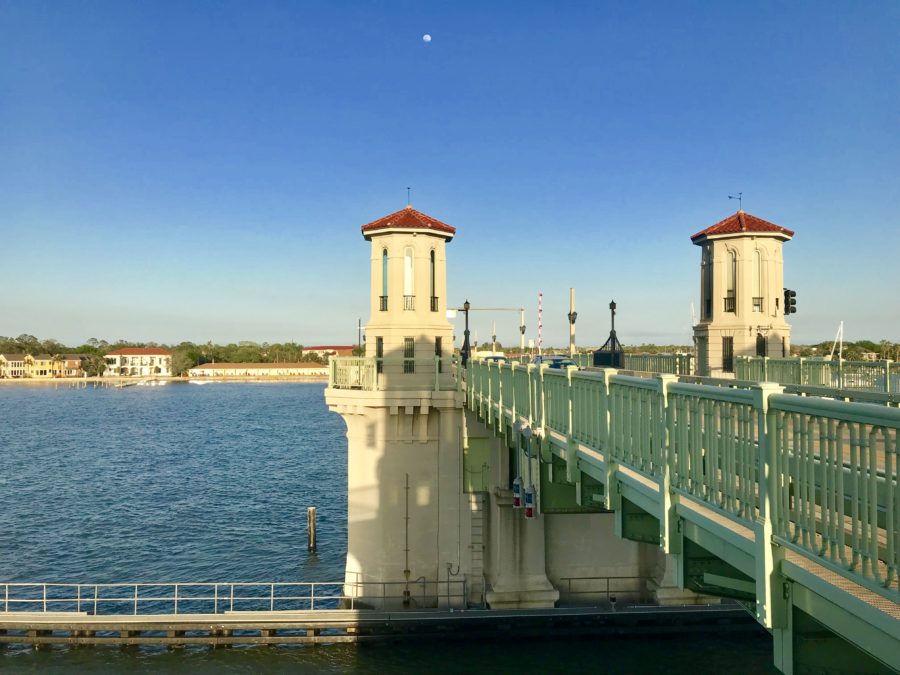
467, 359, 899, 674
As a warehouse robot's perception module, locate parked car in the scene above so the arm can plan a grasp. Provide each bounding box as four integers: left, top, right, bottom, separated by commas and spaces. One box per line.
481, 355, 508, 364
532, 354, 577, 369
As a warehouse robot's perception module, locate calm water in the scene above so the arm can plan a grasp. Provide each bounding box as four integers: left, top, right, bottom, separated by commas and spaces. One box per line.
0, 383, 776, 673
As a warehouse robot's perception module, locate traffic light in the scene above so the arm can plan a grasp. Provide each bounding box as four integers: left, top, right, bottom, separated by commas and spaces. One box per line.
783, 288, 797, 315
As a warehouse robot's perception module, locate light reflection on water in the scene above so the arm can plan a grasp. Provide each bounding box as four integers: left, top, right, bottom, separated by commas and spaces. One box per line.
0, 383, 775, 672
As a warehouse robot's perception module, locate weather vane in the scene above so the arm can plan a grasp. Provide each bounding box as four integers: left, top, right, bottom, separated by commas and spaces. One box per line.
407, 187, 411, 206
728, 192, 743, 210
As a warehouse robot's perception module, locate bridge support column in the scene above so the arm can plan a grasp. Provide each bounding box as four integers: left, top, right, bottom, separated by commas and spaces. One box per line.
485, 487, 559, 609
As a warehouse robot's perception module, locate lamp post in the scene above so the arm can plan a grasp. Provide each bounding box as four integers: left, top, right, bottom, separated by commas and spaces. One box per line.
519, 309, 526, 354
462, 299, 471, 367
568, 287, 577, 357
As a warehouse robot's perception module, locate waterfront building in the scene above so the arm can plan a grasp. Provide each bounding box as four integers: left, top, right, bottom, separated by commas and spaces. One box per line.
104, 347, 173, 377
60, 354, 87, 377
303, 345, 356, 359
691, 211, 794, 377
0, 354, 26, 378
188, 362, 329, 378
25, 354, 56, 378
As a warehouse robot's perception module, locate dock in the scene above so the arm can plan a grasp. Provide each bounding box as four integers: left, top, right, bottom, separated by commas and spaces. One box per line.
0, 604, 755, 646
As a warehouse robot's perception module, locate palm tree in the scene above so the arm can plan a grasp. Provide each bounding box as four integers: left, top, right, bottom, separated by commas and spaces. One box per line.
51, 354, 64, 378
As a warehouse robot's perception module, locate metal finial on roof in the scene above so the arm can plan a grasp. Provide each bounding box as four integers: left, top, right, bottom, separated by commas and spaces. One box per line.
407, 187, 411, 207
728, 192, 743, 212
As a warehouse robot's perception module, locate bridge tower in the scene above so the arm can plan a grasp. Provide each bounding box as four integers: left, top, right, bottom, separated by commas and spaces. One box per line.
691, 211, 795, 377
325, 205, 466, 607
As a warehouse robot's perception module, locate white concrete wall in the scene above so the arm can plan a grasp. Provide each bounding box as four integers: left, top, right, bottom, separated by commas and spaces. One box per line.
544, 513, 657, 604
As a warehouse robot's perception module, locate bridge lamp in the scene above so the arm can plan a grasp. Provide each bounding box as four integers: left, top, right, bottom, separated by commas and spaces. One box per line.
462, 300, 471, 367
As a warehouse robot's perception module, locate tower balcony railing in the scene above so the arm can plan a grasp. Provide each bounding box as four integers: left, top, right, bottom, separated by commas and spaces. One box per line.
430, 296, 439, 312
329, 356, 459, 392
723, 296, 736, 313
379, 296, 388, 311
403, 295, 415, 311
752, 296, 764, 312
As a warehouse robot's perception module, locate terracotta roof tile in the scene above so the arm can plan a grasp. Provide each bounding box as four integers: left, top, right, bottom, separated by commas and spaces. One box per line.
691, 211, 794, 242
361, 206, 455, 238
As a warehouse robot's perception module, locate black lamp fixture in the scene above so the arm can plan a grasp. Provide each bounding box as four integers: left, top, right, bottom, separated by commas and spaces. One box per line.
462, 300, 471, 367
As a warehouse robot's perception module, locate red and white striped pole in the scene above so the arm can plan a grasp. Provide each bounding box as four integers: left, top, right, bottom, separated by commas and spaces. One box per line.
538, 291, 543, 358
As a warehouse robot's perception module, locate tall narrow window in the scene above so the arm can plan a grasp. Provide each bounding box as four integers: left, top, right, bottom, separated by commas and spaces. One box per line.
403, 337, 415, 374
722, 337, 734, 372
430, 250, 437, 311
380, 249, 388, 311
403, 247, 415, 310
756, 333, 767, 357
375, 337, 384, 374
702, 245, 713, 319
435, 336, 442, 373
724, 250, 736, 313
752, 249, 763, 312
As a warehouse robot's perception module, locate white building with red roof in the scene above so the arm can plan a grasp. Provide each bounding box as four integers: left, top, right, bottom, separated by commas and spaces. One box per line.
303, 345, 356, 359
104, 347, 173, 377
691, 210, 795, 376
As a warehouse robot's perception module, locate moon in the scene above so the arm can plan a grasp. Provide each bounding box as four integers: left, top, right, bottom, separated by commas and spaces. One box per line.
422, 34, 432, 43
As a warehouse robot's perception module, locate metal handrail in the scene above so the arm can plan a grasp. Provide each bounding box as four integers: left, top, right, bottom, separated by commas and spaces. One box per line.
0, 580, 469, 615
329, 357, 458, 392
557, 576, 645, 605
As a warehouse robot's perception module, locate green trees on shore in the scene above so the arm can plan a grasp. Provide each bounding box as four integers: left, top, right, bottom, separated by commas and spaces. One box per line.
0, 336, 318, 376
2, 334, 898, 377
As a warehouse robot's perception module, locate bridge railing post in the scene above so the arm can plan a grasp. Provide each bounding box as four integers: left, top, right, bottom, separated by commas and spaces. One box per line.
753, 381, 786, 630
526, 364, 535, 429
596, 369, 618, 513
657, 374, 681, 557
565, 366, 579, 488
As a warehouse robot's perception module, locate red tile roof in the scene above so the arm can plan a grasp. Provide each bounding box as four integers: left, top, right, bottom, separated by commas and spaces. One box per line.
361, 206, 455, 239
106, 347, 172, 356
690, 211, 794, 242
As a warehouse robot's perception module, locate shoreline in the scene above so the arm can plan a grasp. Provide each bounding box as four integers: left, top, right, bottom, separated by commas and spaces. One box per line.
0, 375, 329, 386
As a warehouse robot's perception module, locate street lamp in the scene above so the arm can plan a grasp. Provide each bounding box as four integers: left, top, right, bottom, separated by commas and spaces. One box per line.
568, 287, 578, 357
462, 300, 471, 367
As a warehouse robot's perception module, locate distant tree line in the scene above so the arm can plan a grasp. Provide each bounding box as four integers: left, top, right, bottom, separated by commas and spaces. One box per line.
0, 335, 332, 376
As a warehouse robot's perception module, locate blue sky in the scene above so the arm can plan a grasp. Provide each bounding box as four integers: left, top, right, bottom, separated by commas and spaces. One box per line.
1, 1, 897, 348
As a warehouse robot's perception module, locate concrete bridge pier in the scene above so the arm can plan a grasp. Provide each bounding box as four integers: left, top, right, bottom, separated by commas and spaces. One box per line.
484, 485, 559, 609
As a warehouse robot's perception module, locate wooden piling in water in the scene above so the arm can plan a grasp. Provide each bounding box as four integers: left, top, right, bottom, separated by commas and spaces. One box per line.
308, 506, 317, 552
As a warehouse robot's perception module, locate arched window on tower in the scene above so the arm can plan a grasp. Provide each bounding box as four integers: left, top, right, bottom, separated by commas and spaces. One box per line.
380, 249, 388, 311
430, 250, 437, 311
403, 247, 415, 310
752, 249, 763, 312
725, 250, 736, 313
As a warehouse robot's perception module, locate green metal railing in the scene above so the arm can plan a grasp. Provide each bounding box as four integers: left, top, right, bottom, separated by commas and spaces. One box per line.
329, 357, 457, 392
571, 352, 693, 375
467, 358, 899, 601
736, 356, 897, 393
